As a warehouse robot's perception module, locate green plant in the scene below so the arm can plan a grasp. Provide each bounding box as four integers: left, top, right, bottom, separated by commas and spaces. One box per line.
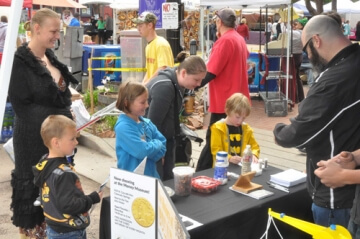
83, 90, 99, 108
179, 115, 188, 124
104, 115, 118, 130
108, 85, 117, 93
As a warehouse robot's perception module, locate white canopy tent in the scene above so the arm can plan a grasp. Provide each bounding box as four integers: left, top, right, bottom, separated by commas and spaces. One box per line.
199, 0, 292, 101
323, 0, 360, 14
323, 0, 360, 28
182, 0, 201, 10
79, 0, 113, 4
293, 0, 316, 16
0, 0, 24, 135
200, 0, 291, 7
110, 0, 138, 10
355, 1, 360, 9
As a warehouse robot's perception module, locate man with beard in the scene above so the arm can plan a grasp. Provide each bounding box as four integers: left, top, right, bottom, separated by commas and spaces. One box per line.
273, 15, 360, 228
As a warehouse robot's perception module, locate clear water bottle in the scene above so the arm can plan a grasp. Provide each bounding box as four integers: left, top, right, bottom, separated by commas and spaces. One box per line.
241, 145, 252, 175
214, 151, 229, 185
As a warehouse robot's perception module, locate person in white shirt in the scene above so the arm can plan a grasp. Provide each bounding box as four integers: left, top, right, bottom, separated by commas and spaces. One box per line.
265, 17, 272, 42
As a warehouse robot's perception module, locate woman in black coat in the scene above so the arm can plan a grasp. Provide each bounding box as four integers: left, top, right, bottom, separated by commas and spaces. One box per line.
8, 8, 77, 238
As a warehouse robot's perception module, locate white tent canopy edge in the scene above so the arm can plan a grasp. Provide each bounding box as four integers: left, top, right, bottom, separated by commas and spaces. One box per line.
79, 0, 113, 4
200, 0, 291, 7
199, 0, 292, 101
0, 0, 23, 136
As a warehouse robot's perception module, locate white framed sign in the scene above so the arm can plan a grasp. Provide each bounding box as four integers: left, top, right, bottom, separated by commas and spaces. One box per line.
161, 2, 179, 29
110, 167, 190, 239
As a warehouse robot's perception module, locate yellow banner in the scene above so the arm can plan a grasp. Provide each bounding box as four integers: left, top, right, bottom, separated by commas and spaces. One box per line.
88, 67, 147, 72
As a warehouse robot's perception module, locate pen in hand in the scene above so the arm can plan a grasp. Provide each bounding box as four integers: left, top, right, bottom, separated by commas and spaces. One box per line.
230, 148, 242, 164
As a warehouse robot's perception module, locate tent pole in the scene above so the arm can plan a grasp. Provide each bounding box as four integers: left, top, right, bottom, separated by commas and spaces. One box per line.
113, 8, 115, 44
205, 8, 209, 58
285, 3, 291, 102
200, 7, 204, 59
259, 7, 262, 52
0, 0, 24, 136
265, 6, 268, 54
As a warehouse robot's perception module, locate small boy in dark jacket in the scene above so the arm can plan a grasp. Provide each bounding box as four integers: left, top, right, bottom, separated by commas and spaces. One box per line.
33, 115, 102, 239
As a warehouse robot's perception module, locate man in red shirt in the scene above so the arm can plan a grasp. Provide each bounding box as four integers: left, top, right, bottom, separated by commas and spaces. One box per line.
196, 7, 250, 171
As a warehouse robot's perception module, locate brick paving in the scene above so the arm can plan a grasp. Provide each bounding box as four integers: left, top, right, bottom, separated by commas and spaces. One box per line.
247, 85, 309, 131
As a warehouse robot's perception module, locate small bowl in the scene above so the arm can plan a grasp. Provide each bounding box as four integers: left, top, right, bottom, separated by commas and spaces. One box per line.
192, 176, 221, 194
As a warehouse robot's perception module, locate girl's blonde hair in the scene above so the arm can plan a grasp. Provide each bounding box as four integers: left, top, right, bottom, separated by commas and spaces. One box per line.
40, 115, 76, 148
24, 8, 60, 32
116, 81, 148, 114
225, 93, 251, 116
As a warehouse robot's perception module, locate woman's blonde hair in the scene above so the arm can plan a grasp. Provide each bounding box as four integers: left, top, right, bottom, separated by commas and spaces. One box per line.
24, 8, 60, 32
225, 93, 251, 116
116, 81, 148, 114
40, 115, 76, 148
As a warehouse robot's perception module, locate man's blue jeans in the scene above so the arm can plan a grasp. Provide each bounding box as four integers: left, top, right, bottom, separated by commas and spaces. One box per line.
46, 226, 86, 239
312, 203, 351, 228
348, 220, 360, 239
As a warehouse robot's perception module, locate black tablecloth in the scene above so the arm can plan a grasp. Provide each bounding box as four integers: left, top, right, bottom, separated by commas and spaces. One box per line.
100, 165, 313, 239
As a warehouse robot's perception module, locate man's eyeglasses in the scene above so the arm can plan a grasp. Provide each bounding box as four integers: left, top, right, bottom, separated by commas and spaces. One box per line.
302, 37, 313, 55
303, 37, 312, 55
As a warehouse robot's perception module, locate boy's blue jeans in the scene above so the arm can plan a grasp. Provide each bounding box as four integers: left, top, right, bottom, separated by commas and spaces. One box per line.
46, 226, 86, 239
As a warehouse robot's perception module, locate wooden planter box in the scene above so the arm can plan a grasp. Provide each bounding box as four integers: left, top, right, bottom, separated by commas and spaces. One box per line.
104, 82, 121, 93
98, 92, 118, 105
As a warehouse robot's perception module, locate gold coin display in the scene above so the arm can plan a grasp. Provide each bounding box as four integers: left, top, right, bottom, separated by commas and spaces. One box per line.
131, 197, 155, 228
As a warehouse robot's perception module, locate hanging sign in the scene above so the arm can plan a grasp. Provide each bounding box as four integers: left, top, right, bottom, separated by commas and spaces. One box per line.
162, 2, 179, 29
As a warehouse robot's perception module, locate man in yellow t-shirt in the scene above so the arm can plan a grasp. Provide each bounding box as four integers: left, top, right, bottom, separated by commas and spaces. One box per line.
133, 11, 174, 84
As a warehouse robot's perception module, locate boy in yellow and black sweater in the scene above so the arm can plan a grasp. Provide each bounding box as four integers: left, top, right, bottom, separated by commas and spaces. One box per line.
210, 93, 260, 166
33, 115, 102, 238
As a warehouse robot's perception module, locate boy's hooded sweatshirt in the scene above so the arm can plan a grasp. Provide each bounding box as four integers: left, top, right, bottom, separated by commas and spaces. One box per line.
33, 155, 100, 233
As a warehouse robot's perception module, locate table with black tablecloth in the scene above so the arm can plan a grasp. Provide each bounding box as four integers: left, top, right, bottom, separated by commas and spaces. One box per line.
100, 164, 313, 239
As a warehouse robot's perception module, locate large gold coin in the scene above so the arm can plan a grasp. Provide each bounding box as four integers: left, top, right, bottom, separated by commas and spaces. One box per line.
131, 197, 155, 228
